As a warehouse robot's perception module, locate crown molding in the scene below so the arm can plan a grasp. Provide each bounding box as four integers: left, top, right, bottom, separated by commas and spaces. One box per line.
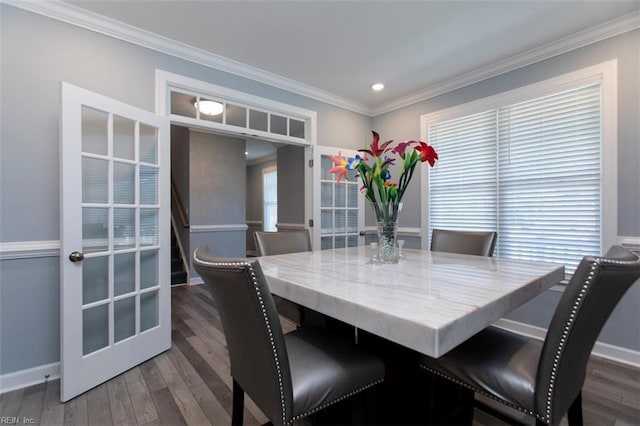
3, 0, 372, 116
372, 12, 640, 116
4, 1, 638, 118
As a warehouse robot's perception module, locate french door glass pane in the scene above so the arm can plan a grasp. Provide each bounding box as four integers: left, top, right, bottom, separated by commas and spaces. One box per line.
81, 106, 108, 155
140, 209, 158, 246
82, 158, 109, 204
82, 256, 108, 304
114, 297, 136, 343
140, 124, 158, 164
83, 304, 109, 355
83, 207, 108, 253
140, 166, 158, 205
140, 291, 159, 332
113, 115, 135, 160
113, 162, 135, 205
321, 236, 333, 250
335, 183, 345, 207
114, 252, 135, 296
114, 208, 135, 249
321, 210, 332, 234
140, 250, 158, 289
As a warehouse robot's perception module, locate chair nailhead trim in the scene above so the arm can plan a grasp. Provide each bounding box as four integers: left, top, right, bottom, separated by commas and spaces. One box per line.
419, 365, 537, 418
289, 379, 384, 423
193, 253, 288, 424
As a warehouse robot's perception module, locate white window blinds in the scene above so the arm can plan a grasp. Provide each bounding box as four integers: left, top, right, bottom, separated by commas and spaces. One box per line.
428, 83, 602, 273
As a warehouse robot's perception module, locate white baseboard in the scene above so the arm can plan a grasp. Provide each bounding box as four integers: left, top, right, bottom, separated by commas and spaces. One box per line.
494, 318, 640, 368
0, 362, 60, 394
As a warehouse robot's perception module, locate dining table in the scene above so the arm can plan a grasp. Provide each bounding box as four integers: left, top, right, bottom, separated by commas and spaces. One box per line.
258, 245, 565, 358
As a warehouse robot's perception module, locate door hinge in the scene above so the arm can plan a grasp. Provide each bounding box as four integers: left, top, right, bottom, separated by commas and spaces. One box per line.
308, 219, 314, 227
308, 159, 314, 168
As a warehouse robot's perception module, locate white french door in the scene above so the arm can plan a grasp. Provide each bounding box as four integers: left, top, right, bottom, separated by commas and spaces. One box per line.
312, 146, 365, 250
60, 83, 171, 402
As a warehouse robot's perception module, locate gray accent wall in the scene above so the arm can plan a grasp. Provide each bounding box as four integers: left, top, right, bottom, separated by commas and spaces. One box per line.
277, 145, 306, 226
372, 29, 640, 351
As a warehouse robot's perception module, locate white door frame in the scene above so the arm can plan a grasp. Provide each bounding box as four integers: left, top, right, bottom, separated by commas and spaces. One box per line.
154, 70, 316, 243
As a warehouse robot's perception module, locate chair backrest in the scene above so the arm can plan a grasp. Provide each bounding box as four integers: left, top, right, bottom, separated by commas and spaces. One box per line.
535, 245, 640, 425
430, 229, 497, 256
254, 230, 312, 256
192, 247, 294, 424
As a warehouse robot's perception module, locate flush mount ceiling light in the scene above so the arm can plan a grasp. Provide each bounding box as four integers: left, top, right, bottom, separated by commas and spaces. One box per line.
194, 99, 224, 116
371, 83, 385, 91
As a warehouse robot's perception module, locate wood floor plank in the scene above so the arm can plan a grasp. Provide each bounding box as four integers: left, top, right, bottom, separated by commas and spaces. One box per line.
153, 352, 212, 426
40, 380, 65, 426
63, 392, 88, 426
0, 388, 24, 418
86, 382, 113, 426
123, 367, 160, 426
106, 374, 137, 426
166, 345, 231, 425
148, 387, 187, 426
173, 328, 264, 425
138, 358, 167, 393
17, 383, 45, 425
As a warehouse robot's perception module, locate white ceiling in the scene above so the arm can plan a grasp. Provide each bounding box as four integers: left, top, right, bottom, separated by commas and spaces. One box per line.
61, 1, 639, 115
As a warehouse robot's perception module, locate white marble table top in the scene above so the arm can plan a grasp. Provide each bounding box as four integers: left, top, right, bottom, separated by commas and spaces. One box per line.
258, 246, 564, 358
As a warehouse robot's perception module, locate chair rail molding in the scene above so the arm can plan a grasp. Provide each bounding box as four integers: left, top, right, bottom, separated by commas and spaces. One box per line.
0, 240, 60, 260
189, 224, 249, 233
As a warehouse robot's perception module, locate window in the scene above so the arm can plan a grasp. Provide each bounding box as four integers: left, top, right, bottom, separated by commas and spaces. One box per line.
263, 168, 277, 231
422, 62, 617, 274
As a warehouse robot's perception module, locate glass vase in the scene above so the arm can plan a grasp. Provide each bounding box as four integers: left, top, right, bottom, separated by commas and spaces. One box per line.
376, 221, 398, 264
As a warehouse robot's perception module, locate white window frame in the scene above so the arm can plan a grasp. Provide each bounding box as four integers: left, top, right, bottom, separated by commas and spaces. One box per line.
420, 60, 618, 258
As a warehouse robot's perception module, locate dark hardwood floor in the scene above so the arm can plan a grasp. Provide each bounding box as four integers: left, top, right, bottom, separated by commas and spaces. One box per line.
1, 284, 638, 425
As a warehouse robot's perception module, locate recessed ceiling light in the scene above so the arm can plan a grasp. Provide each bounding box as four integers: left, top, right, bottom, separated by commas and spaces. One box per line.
371, 83, 385, 91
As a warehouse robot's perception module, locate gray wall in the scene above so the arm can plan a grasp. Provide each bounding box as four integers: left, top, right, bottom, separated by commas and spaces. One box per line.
277, 145, 306, 226
372, 29, 640, 350
187, 131, 247, 275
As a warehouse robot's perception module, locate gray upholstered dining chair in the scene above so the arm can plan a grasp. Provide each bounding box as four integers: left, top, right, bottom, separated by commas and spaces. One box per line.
254, 230, 311, 257
254, 230, 311, 325
419, 245, 640, 426
193, 247, 385, 426
430, 228, 497, 256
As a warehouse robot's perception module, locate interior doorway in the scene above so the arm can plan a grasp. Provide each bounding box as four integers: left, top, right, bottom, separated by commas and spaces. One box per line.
169, 125, 307, 284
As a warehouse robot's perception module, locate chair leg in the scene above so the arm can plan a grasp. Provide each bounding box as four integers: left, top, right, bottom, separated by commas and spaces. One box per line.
232, 379, 245, 426
567, 391, 583, 426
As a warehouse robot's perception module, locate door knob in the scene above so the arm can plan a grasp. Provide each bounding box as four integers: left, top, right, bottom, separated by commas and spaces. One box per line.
69, 251, 85, 263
